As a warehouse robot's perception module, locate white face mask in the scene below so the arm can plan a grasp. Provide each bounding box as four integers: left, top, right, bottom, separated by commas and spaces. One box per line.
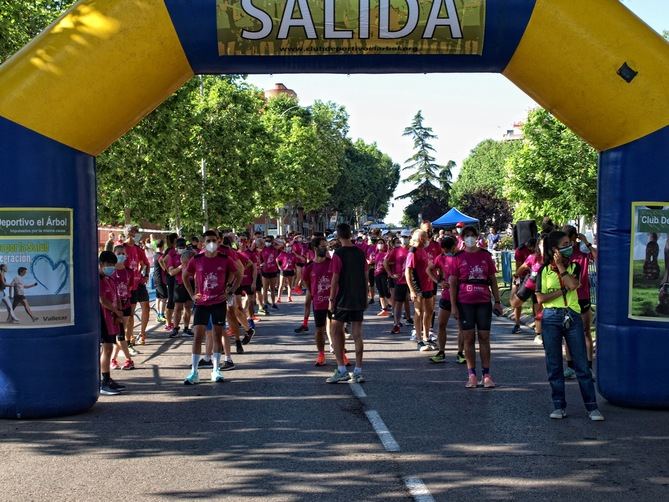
464, 236, 477, 248
286, 246, 292, 253
457, 228, 463, 235
579, 242, 590, 254
265, 242, 272, 247
401, 237, 410, 245
377, 244, 384, 251
206, 242, 218, 253
177, 248, 186, 255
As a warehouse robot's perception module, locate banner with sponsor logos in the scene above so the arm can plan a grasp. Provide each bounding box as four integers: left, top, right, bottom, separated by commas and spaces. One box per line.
216, 0, 486, 56
0, 208, 74, 329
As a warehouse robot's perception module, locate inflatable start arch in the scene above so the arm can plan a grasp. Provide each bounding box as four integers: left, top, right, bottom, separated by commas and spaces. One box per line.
0, 0, 668, 417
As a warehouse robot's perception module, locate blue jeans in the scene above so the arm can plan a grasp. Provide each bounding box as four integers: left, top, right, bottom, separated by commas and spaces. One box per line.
542, 308, 598, 412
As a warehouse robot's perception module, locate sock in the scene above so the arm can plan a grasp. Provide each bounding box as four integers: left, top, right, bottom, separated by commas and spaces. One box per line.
102, 372, 111, 384
468, 368, 476, 376
353, 367, 362, 375
191, 354, 200, 372
482, 367, 490, 376
212, 352, 221, 371
567, 360, 575, 369
203, 355, 211, 362
225, 355, 233, 363
588, 360, 593, 369
338, 365, 347, 373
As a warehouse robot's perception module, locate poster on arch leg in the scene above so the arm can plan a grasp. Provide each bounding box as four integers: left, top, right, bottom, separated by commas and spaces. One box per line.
0, 208, 74, 329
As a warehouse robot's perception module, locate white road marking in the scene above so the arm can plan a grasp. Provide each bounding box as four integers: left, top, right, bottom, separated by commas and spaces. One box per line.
404, 476, 435, 502
364, 410, 401, 452
350, 382, 367, 398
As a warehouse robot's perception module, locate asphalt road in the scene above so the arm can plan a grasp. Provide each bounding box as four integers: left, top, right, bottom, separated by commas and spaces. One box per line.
1, 297, 668, 501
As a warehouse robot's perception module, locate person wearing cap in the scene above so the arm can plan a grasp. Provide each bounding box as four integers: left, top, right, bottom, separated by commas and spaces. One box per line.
455, 222, 466, 251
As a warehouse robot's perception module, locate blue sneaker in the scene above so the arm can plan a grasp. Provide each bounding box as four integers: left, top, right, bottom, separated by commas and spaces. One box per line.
326, 369, 351, 384
564, 367, 576, 380
183, 370, 200, 385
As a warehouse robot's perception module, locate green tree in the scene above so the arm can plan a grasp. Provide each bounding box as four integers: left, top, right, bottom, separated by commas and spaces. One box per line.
505, 108, 598, 222
450, 139, 520, 207
459, 188, 513, 231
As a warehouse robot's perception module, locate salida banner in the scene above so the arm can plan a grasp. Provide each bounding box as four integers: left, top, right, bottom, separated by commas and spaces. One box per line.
0, 208, 74, 329
216, 0, 486, 56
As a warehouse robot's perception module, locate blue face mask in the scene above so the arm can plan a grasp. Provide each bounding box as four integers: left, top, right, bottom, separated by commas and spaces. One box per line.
559, 246, 574, 258
103, 266, 115, 277
116, 254, 126, 264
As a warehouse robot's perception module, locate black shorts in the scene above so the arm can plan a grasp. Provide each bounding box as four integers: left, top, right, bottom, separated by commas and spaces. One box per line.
516, 284, 538, 304
100, 313, 117, 344
155, 280, 167, 300
11, 294, 26, 308
394, 284, 409, 302
457, 302, 493, 332
130, 284, 149, 304
375, 274, 391, 299
193, 302, 227, 326
166, 275, 176, 310
296, 262, 304, 268
439, 298, 452, 311
314, 309, 329, 328
281, 270, 295, 277
419, 291, 434, 300
122, 306, 132, 317
256, 274, 262, 291
174, 283, 191, 304
432, 282, 438, 296
368, 268, 375, 288
332, 309, 364, 323
388, 277, 396, 289
579, 298, 592, 314
235, 285, 253, 296
262, 271, 278, 279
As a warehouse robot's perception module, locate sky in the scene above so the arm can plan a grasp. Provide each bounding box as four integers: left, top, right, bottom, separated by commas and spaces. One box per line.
246, 1, 669, 226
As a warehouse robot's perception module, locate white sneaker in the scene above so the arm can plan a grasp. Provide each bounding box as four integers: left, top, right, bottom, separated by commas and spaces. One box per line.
533, 334, 543, 345
211, 370, 225, 383
588, 409, 605, 421
550, 409, 567, 419
409, 329, 417, 342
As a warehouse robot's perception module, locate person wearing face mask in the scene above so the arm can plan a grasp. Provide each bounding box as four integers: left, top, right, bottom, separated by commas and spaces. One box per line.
511, 238, 537, 335
421, 221, 441, 339
237, 236, 259, 334
110, 245, 135, 370
510, 239, 544, 345
152, 239, 168, 324
535, 231, 604, 421
260, 237, 280, 314
182, 230, 243, 385
292, 235, 307, 296
385, 230, 414, 334
562, 225, 597, 375
251, 237, 265, 313
406, 230, 437, 351
303, 237, 334, 366
159, 233, 179, 332
276, 243, 297, 303
123, 225, 151, 350
454, 222, 466, 250
373, 239, 392, 316
449, 226, 503, 389
366, 238, 379, 305
98, 251, 126, 395
167, 238, 194, 338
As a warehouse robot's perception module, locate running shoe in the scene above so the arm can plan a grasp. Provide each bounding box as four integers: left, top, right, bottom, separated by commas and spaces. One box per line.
164, 324, 174, 332
110, 358, 120, 370
550, 409, 567, 419
137, 336, 146, 345
391, 324, 401, 334
247, 318, 256, 330
100, 383, 121, 396
326, 369, 351, 384
588, 409, 605, 421
417, 341, 429, 351
315, 352, 326, 366
210, 370, 225, 383
465, 374, 478, 388
481, 374, 496, 388
430, 352, 446, 364
456, 353, 467, 364
251, 315, 261, 322
294, 324, 309, 333
108, 379, 125, 390
564, 367, 576, 379
182, 328, 194, 338
376, 310, 388, 316
122, 359, 135, 370
533, 334, 543, 345
405, 317, 414, 325
183, 370, 200, 385
242, 328, 255, 345
169, 328, 180, 338
272, 303, 279, 310
276, 298, 282, 304
511, 324, 521, 334
128, 344, 139, 356
288, 297, 293, 303
157, 314, 166, 324
235, 339, 244, 354
409, 329, 417, 342
221, 360, 235, 371
198, 358, 213, 369
343, 353, 351, 366
351, 372, 365, 384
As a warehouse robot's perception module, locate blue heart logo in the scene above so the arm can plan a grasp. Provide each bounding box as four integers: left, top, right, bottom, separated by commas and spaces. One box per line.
30, 254, 69, 295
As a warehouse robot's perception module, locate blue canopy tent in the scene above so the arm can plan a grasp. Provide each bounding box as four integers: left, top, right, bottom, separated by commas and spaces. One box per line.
432, 208, 479, 228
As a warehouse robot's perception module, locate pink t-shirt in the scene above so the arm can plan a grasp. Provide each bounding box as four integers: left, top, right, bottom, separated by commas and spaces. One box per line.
425, 241, 441, 265
570, 246, 593, 300
515, 246, 532, 269
292, 242, 306, 263
434, 254, 455, 299
112, 267, 133, 309
167, 250, 185, 285
374, 251, 388, 276
453, 250, 497, 304
303, 248, 315, 264
238, 250, 256, 286
386, 246, 409, 285
522, 253, 543, 290
124, 243, 149, 291
304, 258, 333, 311
261, 247, 279, 273
277, 251, 297, 272
100, 275, 120, 336
406, 247, 432, 292
185, 254, 235, 306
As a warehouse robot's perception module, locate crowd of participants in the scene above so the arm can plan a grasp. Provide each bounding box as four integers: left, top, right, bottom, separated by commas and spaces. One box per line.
96, 218, 604, 421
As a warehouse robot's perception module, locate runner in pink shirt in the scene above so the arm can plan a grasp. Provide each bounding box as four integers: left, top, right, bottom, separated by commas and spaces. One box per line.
260, 237, 280, 313
511, 239, 537, 334
123, 225, 150, 348
295, 235, 320, 334
182, 230, 242, 385
450, 226, 503, 389
277, 245, 297, 303
373, 239, 391, 316
385, 230, 412, 334
292, 235, 307, 295
110, 245, 135, 371
303, 236, 334, 366
511, 242, 544, 345
98, 251, 126, 395
406, 230, 436, 351
167, 238, 194, 338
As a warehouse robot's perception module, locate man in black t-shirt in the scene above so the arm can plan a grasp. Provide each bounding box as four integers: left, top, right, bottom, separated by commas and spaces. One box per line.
327, 223, 368, 384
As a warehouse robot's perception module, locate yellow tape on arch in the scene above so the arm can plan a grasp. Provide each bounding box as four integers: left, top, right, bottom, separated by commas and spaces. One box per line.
504, 0, 669, 152
0, 0, 193, 156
